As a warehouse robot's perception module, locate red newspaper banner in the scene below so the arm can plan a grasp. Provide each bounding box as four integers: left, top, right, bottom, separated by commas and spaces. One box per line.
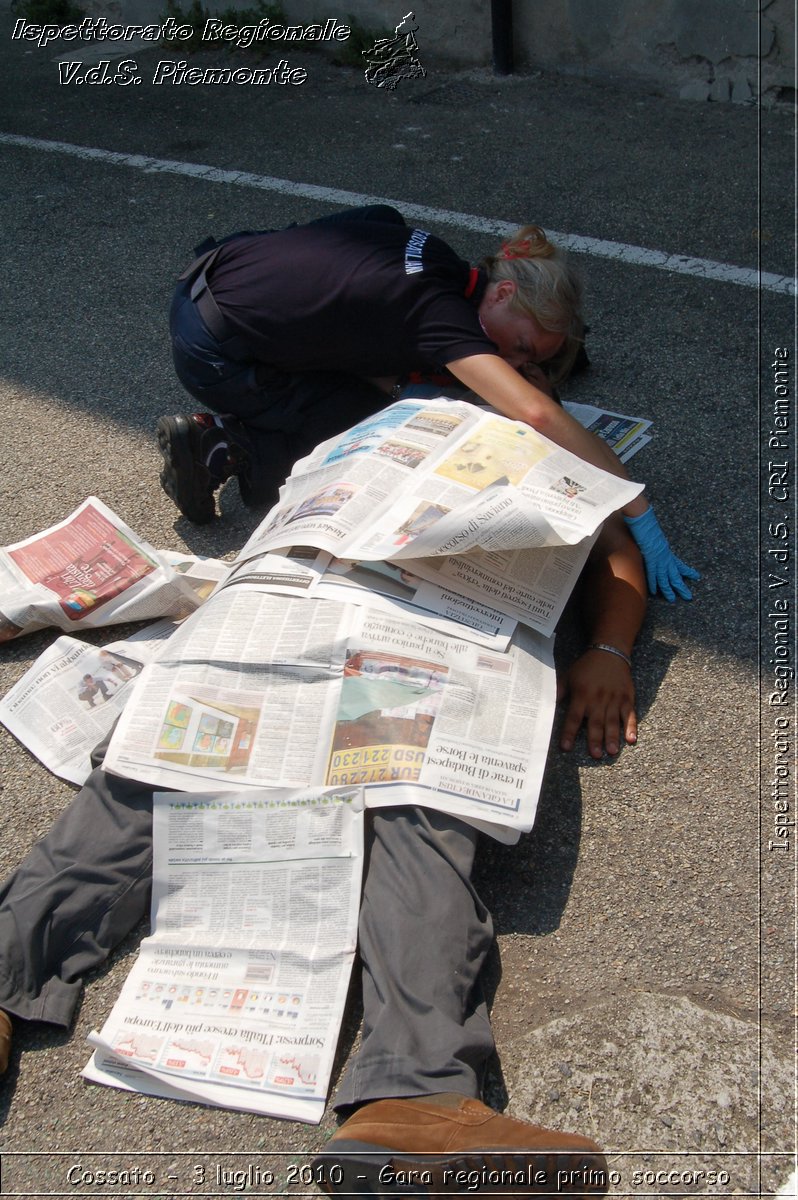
8, 502, 157, 621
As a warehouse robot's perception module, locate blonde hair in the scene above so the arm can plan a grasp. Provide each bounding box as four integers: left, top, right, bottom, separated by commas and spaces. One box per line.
482, 225, 584, 384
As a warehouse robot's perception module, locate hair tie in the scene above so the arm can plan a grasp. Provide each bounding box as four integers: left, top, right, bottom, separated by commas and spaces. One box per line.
501, 238, 532, 260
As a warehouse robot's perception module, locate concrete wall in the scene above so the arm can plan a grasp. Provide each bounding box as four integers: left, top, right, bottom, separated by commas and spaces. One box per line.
280, 0, 795, 106
511, 0, 794, 107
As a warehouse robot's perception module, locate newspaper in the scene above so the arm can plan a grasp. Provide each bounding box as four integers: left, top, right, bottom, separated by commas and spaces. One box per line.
222, 547, 517, 651
392, 528, 599, 634
83, 786, 364, 1122
158, 550, 231, 602
234, 397, 642, 637
0, 553, 230, 785
102, 587, 556, 842
309, 554, 517, 650
0, 620, 179, 785
563, 401, 653, 463
0, 497, 201, 642
5, 402, 646, 1123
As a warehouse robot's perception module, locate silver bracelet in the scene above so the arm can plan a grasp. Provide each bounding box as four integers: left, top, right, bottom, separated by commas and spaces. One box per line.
587, 642, 632, 668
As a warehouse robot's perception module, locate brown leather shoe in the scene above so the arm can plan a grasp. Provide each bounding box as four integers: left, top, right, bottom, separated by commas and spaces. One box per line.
0, 1011, 11, 1075
312, 1094, 608, 1195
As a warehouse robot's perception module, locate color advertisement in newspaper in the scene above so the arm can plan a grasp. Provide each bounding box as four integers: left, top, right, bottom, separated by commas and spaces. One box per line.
0, 497, 201, 642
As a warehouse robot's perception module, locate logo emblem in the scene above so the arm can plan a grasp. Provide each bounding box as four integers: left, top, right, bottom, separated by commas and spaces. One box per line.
363, 11, 426, 90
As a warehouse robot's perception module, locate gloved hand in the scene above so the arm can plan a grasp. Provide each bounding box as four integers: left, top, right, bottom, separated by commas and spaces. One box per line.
624, 506, 700, 601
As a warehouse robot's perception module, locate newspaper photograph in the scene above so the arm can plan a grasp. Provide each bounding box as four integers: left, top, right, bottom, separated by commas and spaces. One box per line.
0, 497, 201, 642
563, 401, 653, 463
102, 589, 556, 839
83, 787, 365, 1122
0, 619, 180, 785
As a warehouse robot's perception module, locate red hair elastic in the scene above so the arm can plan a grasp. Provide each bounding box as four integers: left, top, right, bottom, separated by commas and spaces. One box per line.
501, 239, 532, 259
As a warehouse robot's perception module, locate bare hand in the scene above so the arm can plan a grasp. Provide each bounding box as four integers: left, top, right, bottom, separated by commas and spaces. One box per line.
558, 650, 637, 759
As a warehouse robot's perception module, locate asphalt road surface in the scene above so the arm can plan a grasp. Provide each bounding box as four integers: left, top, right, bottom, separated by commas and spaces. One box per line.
0, 10, 795, 1197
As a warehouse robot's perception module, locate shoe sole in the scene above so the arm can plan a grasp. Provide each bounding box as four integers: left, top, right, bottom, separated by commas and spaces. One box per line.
312, 1141, 608, 1196
156, 415, 217, 524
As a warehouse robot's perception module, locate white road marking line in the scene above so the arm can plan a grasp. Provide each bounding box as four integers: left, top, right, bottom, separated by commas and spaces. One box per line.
1, 131, 794, 296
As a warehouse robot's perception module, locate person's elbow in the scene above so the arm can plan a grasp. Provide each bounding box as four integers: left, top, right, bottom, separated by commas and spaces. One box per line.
512, 390, 562, 436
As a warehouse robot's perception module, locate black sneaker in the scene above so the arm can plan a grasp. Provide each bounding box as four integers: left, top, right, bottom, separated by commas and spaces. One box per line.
157, 413, 236, 524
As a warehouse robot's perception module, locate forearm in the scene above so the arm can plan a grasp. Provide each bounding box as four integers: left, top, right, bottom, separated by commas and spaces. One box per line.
448, 352, 697, 601
447, 352, 648, 514
559, 517, 647, 757
581, 518, 647, 655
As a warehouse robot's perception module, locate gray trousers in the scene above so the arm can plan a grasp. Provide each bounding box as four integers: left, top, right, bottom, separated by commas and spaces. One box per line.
0, 738, 495, 1107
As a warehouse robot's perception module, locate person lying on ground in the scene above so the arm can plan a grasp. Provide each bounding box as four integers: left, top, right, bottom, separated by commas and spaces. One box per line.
158, 205, 698, 602
0, 512, 645, 1197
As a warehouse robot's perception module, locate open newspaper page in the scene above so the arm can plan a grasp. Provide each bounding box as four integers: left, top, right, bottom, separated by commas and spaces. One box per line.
233, 398, 641, 637
391, 529, 599, 635
223, 547, 516, 651
102, 589, 555, 840
83, 787, 364, 1122
563, 401, 652, 463
0, 497, 201, 642
0, 619, 180, 785
303, 553, 516, 651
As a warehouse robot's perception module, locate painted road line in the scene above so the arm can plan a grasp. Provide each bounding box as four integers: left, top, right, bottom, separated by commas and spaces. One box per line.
0, 131, 794, 296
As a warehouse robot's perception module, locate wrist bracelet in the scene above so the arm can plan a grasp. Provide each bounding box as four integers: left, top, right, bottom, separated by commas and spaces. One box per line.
587, 642, 632, 668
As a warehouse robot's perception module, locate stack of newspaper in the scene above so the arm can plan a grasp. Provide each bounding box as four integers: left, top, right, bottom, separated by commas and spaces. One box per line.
0, 396, 648, 1119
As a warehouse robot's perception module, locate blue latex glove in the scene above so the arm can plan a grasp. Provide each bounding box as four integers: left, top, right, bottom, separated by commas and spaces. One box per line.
624, 506, 700, 601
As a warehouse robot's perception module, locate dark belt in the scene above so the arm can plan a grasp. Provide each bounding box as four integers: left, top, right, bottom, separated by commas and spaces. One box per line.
178, 244, 233, 342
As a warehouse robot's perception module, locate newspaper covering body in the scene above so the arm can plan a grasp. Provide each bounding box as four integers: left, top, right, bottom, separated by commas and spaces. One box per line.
224, 548, 517, 651
102, 587, 555, 841
0, 620, 179, 785
83, 787, 364, 1122
233, 398, 642, 637
4, 399, 649, 1121
0, 498, 201, 642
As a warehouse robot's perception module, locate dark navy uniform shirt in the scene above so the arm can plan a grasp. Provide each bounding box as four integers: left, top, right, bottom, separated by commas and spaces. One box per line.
206, 219, 493, 376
